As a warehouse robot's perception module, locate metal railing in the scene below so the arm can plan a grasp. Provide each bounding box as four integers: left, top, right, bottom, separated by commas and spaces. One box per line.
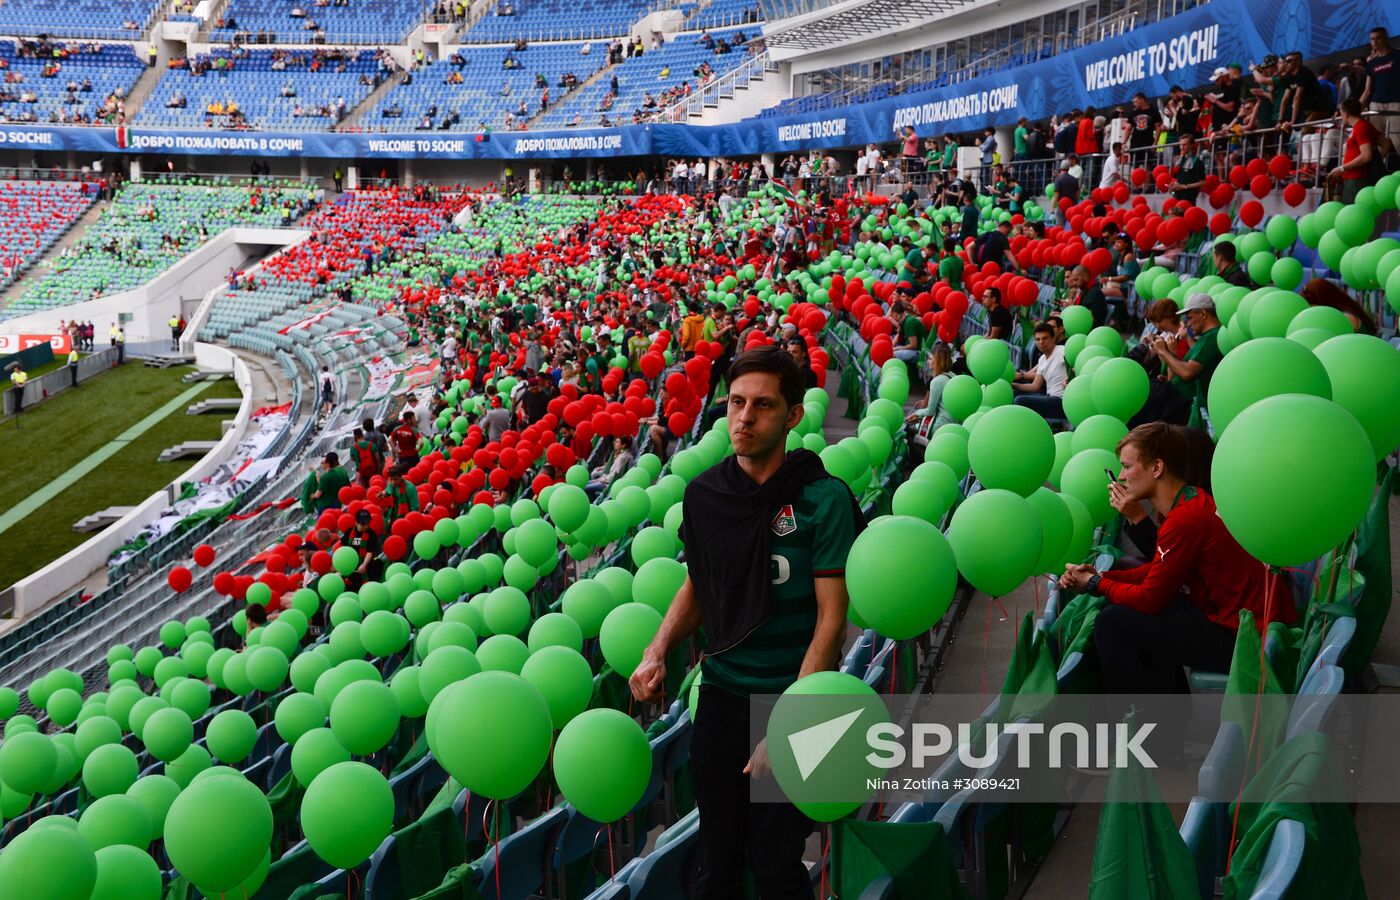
657, 49, 777, 122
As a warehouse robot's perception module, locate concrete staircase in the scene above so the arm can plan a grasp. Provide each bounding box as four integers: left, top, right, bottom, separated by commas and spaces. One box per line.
119, 60, 169, 123
195, 0, 233, 40
337, 70, 407, 131
524, 61, 614, 129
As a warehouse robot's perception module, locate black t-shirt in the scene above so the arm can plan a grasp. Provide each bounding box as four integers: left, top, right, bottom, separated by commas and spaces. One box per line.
1211, 80, 1242, 127
1174, 152, 1207, 203
1129, 105, 1161, 148
976, 229, 1011, 266
1053, 172, 1080, 202
986, 304, 1013, 337
1173, 96, 1199, 136
1290, 65, 1331, 115
340, 528, 381, 561
522, 388, 551, 423
1367, 50, 1399, 104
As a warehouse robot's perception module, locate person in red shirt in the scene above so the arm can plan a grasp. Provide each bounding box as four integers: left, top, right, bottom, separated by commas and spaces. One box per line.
1331, 98, 1379, 203
1060, 422, 1291, 696
390, 411, 421, 469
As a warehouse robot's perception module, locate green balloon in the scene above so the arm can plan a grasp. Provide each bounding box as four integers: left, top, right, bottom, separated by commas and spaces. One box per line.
245, 645, 289, 693
632, 557, 687, 614
90, 844, 161, 900
561, 579, 617, 639
141, 707, 193, 763
318, 573, 346, 603
947, 489, 1043, 596
159, 621, 186, 650
125, 775, 181, 839
891, 478, 949, 525
0, 825, 97, 900
1059, 449, 1121, 526
502, 554, 540, 592
413, 531, 441, 560
476, 634, 530, 674
1270, 256, 1304, 291
926, 429, 970, 479
520, 645, 594, 728
2, 731, 56, 794
389, 666, 429, 718
483, 586, 531, 636
45, 687, 81, 727
1264, 214, 1297, 250
1212, 394, 1375, 566
938, 374, 980, 421
164, 744, 211, 789
553, 709, 652, 822
75, 714, 122, 757
419, 645, 482, 704
205, 710, 258, 764
1207, 338, 1332, 435
427, 671, 552, 800
514, 518, 558, 568
1249, 290, 1308, 339
404, 589, 441, 627
290, 652, 331, 694
1089, 357, 1150, 422
967, 339, 1010, 385
1070, 415, 1129, 456
967, 405, 1054, 497
78, 794, 152, 850
432, 567, 465, 604
848, 515, 957, 637
274, 693, 327, 745
599, 603, 662, 678
1313, 333, 1400, 461
1026, 488, 1073, 576
528, 612, 584, 654
329, 680, 400, 755
164, 774, 272, 892
332, 546, 359, 576
548, 484, 592, 533
291, 728, 351, 787
631, 526, 678, 566
83, 742, 138, 798
1333, 203, 1375, 246
301, 761, 394, 868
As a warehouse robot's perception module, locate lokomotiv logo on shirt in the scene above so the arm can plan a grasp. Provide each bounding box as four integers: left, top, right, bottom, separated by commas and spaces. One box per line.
771, 504, 796, 537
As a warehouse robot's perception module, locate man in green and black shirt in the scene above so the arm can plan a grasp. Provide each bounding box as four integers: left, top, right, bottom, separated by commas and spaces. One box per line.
631, 346, 859, 900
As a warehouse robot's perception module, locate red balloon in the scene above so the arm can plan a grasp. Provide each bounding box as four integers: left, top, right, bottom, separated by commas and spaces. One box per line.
667, 412, 692, 436
1282, 182, 1307, 207
1239, 200, 1264, 228
168, 566, 193, 593
213, 571, 235, 596
383, 534, 407, 561
1130, 167, 1147, 187
1268, 155, 1294, 180
192, 544, 216, 568
311, 550, 333, 575
1248, 174, 1273, 199
1228, 166, 1249, 189
1209, 212, 1233, 235
489, 468, 511, 490
1209, 184, 1235, 209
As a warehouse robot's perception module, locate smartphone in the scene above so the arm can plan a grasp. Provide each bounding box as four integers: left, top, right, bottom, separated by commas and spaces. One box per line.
1105, 468, 1118, 485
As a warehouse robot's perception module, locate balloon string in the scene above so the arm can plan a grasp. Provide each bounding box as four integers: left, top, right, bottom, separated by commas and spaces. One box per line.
819, 826, 829, 900
1227, 564, 1276, 874
980, 597, 993, 698
607, 822, 616, 881
491, 799, 502, 900
1033, 577, 1040, 619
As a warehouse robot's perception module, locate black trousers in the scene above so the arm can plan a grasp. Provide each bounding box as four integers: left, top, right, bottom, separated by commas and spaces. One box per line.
1093, 594, 1236, 695
691, 682, 814, 900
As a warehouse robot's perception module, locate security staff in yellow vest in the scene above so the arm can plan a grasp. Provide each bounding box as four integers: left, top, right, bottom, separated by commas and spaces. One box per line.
109, 323, 119, 347
68, 348, 80, 387
169, 315, 181, 350
8, 364, 27, 420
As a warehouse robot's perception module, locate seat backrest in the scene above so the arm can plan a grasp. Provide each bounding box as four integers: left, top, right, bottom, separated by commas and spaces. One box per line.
626, 810, 701, 900
1247, 818, 1307, 900
476, 805, 569, 900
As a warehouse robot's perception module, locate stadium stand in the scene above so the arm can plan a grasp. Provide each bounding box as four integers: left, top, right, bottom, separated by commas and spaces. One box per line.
0, 43, 146, 126
535, 28, 754, 128
210, 0, 431, 45
0, 0, 161, 39
7, 179, 316, 317
460, 0, 653, 43
686, 0, 763, 31
0, 180, 98, 288
364, 42, 605, 131
137, 47, 387, 131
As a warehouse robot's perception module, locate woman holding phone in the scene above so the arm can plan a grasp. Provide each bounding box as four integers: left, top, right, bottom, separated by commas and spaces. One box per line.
1060, 422, 1287, 694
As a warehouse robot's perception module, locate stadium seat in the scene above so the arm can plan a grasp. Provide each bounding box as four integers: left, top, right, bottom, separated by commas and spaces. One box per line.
474, 804, 569, 900
1247, 819, 1307, 900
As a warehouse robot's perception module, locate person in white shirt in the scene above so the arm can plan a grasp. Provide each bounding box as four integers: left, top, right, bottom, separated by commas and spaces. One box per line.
1011, 321, 1067, 419
855, 152, 870, 192
1099, 141, 1125, 188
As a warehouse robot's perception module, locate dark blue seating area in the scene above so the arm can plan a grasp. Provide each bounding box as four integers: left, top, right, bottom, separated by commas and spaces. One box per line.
0, 0, 160, 39
0, 44, 144, 126
136, 47, 383, 131
211, 0, 429, 44
461, 0, 652, 43
687, 0, 763, 31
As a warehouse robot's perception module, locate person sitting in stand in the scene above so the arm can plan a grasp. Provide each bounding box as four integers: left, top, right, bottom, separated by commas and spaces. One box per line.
1011, 321, 1068, 419
1061, 422, 1291, 699
1212, 241, 1251, 287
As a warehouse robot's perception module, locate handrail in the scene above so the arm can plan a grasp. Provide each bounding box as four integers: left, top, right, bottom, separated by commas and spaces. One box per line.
656, 50, 776, 123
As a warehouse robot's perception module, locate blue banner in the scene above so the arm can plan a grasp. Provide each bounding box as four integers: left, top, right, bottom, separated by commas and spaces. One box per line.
1, 0, 1387, 161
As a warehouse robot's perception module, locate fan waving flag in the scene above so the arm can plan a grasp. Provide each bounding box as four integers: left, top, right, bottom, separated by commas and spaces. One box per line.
768, 178, 807, 211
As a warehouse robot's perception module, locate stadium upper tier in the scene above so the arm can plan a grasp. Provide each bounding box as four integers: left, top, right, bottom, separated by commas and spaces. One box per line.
0, 0, 159, 39
210, 0, 431, 45
365, 42, 607, 131
0, 44, 145, 127
460, 0, 654, 43
8, 181, 315, 318
136, 48, 383, 131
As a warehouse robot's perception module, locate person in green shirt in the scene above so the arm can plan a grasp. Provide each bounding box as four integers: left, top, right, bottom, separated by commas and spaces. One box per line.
520, 300, 538, 326
1135, 292, 1223, 425
310, 452, 350, 513
384, 464, 421, 521
892, 301, 928, 364
1013, 117, 1029, 160
936, 238, 964, 286
942, 137, 958, 172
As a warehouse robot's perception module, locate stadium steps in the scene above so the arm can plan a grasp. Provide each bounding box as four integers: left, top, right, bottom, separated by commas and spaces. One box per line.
117, 58, 169, 123
0, 197, 109, 311
523, 56, 614, 130
186, 397, 242, 414
337, 69, 409, 132
195, 0, 233, 41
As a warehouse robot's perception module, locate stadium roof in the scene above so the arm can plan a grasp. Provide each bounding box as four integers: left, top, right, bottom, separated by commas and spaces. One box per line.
761, 0, 982, 58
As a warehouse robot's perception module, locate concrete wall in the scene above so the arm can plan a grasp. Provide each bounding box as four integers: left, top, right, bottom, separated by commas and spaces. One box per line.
10, 343, 253, 616
2, 226, 310, 345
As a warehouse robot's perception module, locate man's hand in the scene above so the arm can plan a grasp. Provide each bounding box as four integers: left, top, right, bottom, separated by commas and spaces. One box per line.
1108, 481, 1148, 525
629, 652, 666, 704
743, 738, 772, 779
1059, 563, 1096, 591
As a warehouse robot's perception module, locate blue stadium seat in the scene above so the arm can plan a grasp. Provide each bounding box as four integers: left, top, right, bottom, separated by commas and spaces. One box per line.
1248, 819, 1307, 900
474, 805, 569, 900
